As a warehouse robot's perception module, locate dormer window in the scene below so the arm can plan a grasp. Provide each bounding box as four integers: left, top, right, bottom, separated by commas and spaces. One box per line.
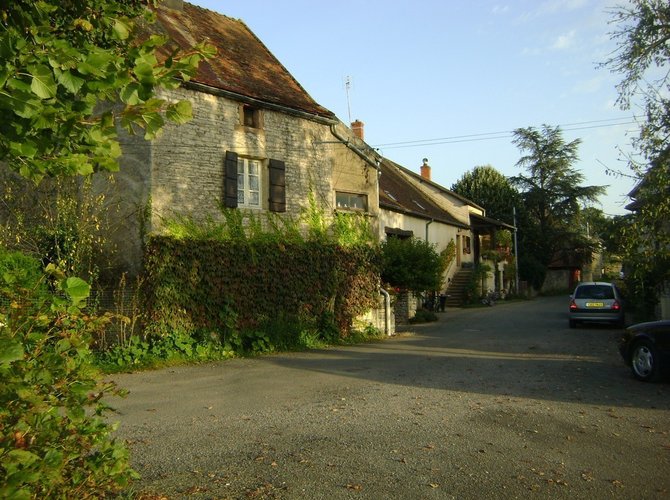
241, 104, 262, 129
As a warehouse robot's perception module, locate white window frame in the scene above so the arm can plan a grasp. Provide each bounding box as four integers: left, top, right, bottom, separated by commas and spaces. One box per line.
237, 158, 262, 209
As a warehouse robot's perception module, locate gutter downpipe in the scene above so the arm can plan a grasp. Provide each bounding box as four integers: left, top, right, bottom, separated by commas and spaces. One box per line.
425, 219, 433, 242
379, 288, 392, 336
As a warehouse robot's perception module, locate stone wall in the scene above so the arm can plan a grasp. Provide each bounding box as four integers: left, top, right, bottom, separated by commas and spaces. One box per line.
107, 86, 379, 276
355, 293, 396, 336
394, 291, 419, 325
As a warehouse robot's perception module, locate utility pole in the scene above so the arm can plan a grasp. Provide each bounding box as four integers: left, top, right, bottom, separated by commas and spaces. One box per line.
513, 206, 520, 294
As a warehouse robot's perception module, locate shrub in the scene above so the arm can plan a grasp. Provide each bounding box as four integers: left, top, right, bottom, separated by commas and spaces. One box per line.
381, 237, 444, 293
0, 253, 136, 498
409, 308, 438, 324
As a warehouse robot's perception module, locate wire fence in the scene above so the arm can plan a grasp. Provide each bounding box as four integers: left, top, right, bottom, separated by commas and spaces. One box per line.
1, 287, 144, 350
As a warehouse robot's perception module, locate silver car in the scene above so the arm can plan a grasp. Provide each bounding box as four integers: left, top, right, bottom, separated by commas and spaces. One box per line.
569, 282, 624, 328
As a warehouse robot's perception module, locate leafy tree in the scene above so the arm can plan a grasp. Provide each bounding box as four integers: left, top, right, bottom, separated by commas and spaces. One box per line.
511, 125, 605, 289
0, 0, 215, 182
620, 160, 670, 317
451, 164, 521, 224
601, 0, 670, 163
0, 1, 214, 496
1, 252, 137, 497
381, 237, 444, 293
601, 0, 670, 318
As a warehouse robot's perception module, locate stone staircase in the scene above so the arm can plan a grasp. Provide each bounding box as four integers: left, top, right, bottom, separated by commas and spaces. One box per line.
445, 268, 473, 307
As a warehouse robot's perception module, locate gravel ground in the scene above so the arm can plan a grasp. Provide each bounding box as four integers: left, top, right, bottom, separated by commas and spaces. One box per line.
109, 296, 670, 499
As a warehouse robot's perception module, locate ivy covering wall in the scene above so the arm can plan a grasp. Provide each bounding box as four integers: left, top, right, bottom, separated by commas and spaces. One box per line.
143, 236, 380, 340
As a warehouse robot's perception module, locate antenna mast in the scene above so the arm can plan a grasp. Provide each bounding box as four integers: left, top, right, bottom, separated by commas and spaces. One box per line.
345, 76, 352, 123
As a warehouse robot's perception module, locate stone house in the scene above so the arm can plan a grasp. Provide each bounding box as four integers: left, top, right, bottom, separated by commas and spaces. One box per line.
105, 0, 381, 277
372, 144, 513, 310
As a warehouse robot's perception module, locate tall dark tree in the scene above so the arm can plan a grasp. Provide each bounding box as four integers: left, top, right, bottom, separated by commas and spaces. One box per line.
511, 125, 605, 289
451, 164, 521, 224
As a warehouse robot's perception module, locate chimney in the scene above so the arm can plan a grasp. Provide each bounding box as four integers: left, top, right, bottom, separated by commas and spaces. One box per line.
351, 120, 364, 140
164, 0, 184, 10
420, 158, 431, 180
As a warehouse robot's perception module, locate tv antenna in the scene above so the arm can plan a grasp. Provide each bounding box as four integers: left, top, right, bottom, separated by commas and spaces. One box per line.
344, 76, 352, 123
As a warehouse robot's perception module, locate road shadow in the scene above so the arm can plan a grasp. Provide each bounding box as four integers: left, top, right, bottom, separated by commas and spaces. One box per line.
261, 296, 669, 411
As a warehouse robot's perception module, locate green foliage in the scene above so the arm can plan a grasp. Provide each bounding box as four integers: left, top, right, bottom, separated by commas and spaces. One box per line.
380, 237, 444, 293
0, 175, 112, 284
463, 264, 492, 305
0, 254, 136, 498
409, 308, 438, 324
0, 0, 215, 181
621, 162, 670, 319
96, 328, 230, 371
602, 0, 670, 320
143, 237, 380, 343
601, 0, 670, 161
440, 239, 456, 274
332, 212, 376, 247
451, 165, 521, 224
139, 203, 380, 356
0, 247, 44, 294
511, 125, 606, 290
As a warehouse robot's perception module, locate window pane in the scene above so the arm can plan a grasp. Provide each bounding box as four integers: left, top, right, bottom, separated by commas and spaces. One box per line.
249, 191, 259, 206
249, 175, 259, 191
237, 159, 245, 174
248, 161, 259, 175
336, 192, 367, 211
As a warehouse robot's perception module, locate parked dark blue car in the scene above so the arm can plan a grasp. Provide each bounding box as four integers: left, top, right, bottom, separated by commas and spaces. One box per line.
619, 320, 670, 382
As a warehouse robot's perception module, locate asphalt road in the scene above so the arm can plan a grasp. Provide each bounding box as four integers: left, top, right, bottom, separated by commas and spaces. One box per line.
109, 296, 670, 499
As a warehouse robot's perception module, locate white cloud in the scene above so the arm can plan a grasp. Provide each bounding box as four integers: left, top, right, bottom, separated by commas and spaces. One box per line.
552, 30, 576, 50
491, 4, 509, 15
573, 76, 603, 94
537, 0, 589, 16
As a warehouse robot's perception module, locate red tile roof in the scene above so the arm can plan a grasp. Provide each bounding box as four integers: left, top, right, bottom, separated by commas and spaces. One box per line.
152, 2, 335, 119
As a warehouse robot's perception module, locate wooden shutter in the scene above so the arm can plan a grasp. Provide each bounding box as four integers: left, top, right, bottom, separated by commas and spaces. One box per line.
268, 159, 286, 213
223, 151, 238, 208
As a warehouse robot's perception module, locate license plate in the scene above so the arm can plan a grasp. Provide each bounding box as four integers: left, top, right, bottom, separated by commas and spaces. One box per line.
586, 302, 604, 307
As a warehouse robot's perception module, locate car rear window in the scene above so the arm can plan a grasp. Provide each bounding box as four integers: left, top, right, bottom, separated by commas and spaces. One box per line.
575, 285, 615, 299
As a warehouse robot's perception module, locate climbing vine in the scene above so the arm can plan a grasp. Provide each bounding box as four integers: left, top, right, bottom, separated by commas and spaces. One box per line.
142, 206, 381, 348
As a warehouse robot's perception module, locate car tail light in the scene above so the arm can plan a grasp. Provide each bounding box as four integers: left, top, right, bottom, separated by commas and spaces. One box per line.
570, 300, 577, 311
611, 300, 621, 311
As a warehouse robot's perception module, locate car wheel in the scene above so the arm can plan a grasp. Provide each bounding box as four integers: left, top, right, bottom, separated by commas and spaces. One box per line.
569, 319, 576, 329
630, 340, 661, 382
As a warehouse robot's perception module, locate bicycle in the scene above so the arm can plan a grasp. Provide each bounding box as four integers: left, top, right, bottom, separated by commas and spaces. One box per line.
481, 289, 498, 306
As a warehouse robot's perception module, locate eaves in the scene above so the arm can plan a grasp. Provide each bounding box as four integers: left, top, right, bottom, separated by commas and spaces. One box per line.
380, 201, 470, 230
183, 80, 338, 126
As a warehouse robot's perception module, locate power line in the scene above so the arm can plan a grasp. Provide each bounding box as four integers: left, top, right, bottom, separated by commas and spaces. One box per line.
372, 116, 640, 150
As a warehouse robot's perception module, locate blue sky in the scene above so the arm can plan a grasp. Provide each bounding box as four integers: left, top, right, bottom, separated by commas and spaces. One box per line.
190, 0, 640, 216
